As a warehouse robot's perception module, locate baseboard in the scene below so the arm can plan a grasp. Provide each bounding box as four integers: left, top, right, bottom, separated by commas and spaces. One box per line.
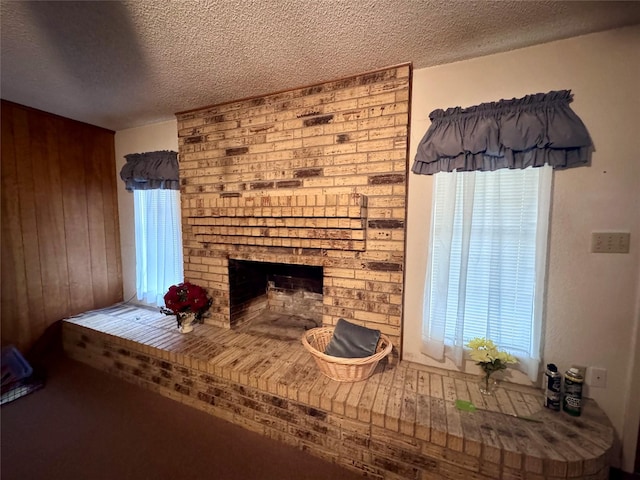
26, 320, 63, 367
610, 467, 640, 480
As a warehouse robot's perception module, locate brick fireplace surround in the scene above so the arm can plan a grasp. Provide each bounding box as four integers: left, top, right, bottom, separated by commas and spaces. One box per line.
63, 65, 614, 479
175, 64, 410, 351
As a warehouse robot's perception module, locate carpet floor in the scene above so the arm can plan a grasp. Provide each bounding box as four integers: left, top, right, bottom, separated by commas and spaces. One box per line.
1, 347, 363, 480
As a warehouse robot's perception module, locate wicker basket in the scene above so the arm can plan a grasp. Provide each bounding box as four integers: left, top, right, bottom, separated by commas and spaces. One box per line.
301, 326, 393, 382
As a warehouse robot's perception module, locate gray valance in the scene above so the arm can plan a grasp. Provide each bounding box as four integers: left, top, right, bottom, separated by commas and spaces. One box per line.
120, 150, 179, 191
411, 90, 592, 175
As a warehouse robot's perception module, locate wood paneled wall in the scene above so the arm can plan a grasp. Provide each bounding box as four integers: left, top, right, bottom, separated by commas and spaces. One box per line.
1, 100, 123, 353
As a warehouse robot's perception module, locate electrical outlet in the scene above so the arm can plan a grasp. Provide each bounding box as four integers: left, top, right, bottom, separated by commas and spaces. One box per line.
589, 367, 607, 388
591, 232, 630, 253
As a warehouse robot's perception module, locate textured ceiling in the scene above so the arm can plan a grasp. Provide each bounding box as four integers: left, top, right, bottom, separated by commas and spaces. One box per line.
2, 1, 639, 131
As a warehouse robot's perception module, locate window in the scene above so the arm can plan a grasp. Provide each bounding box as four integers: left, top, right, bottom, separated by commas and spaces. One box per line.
134, 189, 183, 306
421, 165, 552, 380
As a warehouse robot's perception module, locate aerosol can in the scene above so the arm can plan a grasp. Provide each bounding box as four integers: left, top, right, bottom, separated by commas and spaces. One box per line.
562, 367, 584, 416
544, 363, 561, 411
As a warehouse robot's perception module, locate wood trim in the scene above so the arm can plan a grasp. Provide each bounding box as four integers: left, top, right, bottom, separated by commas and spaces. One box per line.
610, 467, 640, 479
637, 421, 640, 474
0, 100, 115, 133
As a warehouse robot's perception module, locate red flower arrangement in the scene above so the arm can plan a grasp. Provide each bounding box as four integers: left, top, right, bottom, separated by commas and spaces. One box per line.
160, 282, 212, 329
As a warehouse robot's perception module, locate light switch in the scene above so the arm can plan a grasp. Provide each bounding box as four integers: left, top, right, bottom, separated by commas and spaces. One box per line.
591, 232, 630, 253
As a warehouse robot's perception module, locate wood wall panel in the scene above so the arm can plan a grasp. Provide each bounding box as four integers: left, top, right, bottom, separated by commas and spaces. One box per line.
0, 107, 29, 348
62, 122, 96, 313
38, 115, 71, 321
1, 100, 123, 353
17, 106, 46, 338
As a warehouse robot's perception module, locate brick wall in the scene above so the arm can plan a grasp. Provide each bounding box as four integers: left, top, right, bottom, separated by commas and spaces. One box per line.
175, 64, 411, 351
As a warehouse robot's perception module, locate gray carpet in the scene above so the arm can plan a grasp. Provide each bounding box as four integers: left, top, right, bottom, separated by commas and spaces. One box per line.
1, 347, 363, 480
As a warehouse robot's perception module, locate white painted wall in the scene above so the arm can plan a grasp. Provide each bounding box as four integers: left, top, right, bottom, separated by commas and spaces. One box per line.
112, 26, 640, 472
403, 26, 640, 471
113, 120, 179, 303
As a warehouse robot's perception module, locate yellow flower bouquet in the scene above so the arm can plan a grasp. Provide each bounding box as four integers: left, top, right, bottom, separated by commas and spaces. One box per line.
466, 337, 517, 394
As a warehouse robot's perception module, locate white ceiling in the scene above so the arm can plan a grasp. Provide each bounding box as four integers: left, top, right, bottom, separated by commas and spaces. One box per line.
2, 1, 639, 132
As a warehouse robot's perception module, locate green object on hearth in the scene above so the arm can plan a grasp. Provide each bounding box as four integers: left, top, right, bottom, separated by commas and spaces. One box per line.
455, 399, 478, 412
454, 399, 543, 423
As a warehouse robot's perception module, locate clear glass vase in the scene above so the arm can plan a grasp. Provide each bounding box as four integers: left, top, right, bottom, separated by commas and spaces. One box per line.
478, 372, 497, 395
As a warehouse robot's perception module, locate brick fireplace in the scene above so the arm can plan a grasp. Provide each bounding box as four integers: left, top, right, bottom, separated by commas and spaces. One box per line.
61, 64, 614, 480
175, 64, 410, 353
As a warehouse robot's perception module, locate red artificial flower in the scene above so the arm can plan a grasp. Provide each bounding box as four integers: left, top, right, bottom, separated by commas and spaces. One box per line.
160, 282, 212, 325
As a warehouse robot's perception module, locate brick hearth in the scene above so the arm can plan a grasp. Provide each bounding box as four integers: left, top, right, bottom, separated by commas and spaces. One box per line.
63, 304, 613, 480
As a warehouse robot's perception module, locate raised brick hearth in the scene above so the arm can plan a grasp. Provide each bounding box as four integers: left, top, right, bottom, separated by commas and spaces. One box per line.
63, 305, 614, 480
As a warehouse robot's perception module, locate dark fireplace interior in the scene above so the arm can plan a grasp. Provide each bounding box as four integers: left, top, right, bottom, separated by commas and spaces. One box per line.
228, 259, 323, 339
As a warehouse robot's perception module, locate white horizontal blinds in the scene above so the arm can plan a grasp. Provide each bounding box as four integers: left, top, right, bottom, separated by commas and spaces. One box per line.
425, 166, 549, 376
134, 189, 184, 306
458, 167, 539, 356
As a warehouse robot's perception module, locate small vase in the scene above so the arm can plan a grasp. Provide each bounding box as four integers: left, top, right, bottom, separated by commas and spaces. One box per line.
478, 373, 497, 395
178, 313, 196, 334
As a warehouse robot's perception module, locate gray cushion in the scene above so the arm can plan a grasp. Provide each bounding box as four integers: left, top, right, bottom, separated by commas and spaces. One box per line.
324, 318, 381, 358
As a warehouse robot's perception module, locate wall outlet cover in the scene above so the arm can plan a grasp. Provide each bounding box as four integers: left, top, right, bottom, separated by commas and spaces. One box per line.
589, 367, 607, 388
591, 232, 631, 253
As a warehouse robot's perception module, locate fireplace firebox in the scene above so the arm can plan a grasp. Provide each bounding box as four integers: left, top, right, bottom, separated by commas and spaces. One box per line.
228, 259, 323, 336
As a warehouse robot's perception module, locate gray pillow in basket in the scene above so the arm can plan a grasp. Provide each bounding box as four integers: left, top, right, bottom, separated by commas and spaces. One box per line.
324, 318, 381, 358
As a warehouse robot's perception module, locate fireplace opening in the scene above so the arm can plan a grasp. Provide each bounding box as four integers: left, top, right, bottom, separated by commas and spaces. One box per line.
228, 259, 323, 340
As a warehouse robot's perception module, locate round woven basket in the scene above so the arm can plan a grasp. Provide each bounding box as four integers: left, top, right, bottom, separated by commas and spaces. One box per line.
301, 326, 393, 382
